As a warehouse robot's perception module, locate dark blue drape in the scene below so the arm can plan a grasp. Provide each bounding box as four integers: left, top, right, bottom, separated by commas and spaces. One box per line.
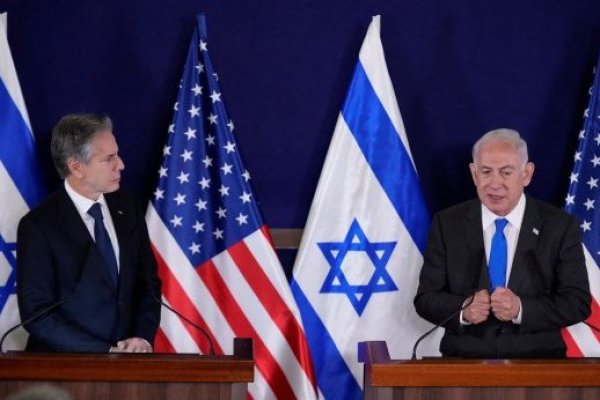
1, 0, 599, 236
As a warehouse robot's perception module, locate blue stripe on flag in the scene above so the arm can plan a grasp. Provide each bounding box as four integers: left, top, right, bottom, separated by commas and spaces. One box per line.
0, 235, 16, 312
341, 62, 429, 252
290, 280, 362, 400
0, 79, 45, 207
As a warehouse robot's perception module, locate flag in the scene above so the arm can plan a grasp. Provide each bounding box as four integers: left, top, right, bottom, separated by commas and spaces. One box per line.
291, 16, 439, 400
145, 14, 317, 400
0, 12, 45, 351
563, 53, 600, 357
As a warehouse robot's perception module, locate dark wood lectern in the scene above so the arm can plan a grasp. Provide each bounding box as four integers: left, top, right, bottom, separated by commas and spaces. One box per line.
0, 339, 254, 400
359, 341, 600, 400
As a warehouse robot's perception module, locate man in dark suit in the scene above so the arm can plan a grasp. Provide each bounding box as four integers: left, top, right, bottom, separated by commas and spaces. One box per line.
414, 128, 590, 358
17, 114, 161, 353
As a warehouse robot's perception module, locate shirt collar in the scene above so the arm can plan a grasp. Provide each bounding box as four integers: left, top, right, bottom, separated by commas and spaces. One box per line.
64, 180, 108, 216
481, 193, 526, 231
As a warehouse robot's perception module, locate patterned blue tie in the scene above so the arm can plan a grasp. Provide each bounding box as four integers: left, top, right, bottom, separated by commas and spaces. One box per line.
88, 203, 118, 287
489, 218, 508, 291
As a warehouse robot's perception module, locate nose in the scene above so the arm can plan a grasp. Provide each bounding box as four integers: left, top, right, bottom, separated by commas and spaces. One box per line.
488, 171, 502, 187
116, 155, 125, 171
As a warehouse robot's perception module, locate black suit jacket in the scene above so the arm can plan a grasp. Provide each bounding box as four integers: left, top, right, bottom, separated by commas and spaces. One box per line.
414, 196, 591, 358
16, 186, 161, 352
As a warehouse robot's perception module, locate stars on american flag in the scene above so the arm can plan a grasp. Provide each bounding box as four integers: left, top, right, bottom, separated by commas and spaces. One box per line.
183, 127, 197, 140
195, 198, 207, 211
191, 84, 203, 96
148, 16, 317, 396
210, 91, 222, 103
566, 141, 598, 234
188, 104, 200, 118
181, 149, 193, 162
149, 33, 260, 266
221, 162, 233, 175
192, 221, 205, 233
198, 176, 210, 189
565, 77, 600, 265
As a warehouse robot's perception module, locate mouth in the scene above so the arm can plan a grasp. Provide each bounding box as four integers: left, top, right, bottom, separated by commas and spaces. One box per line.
487, 193, 505, 202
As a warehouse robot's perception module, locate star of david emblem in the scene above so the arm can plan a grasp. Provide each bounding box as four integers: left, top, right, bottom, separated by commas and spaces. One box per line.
318, 219, 397, 315
0, 233, 17, 312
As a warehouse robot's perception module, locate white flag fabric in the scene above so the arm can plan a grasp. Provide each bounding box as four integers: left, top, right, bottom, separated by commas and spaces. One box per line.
291, 16, 440, 400
0, 12, 45, 351
146, 14, 317, 400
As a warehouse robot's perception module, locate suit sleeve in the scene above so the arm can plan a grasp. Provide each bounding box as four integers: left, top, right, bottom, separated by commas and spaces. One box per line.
519, 215, 591, 333
414, 213, 469, 334
130, 198, 161, 345
17, 214, 112, 352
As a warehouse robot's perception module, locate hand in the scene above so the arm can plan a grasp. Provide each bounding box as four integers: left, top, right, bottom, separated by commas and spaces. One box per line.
112, 337, 153, 353
462, 289, 491, 324
490, 288, 520, 321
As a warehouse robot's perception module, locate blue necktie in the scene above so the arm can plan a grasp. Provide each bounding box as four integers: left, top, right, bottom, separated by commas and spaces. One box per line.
88, 203, 118, 287
489, 218, 508, 290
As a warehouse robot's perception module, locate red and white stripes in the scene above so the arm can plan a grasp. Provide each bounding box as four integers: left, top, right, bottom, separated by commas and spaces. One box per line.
147, 205, 317, 399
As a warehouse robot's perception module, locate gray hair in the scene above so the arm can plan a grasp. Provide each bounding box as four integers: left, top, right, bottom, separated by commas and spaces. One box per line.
50, 114, 113, 178
472, 128, 528, 165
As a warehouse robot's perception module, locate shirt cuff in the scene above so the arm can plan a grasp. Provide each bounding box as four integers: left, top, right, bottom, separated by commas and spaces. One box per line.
511, 298, 523, 324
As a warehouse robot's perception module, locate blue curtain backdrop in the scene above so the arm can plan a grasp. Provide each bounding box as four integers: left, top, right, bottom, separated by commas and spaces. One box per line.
1, 1, 599, 274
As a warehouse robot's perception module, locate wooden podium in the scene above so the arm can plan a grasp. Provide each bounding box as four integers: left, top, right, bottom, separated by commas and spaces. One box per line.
0, 338, 254, 400
359, 341, 600, 400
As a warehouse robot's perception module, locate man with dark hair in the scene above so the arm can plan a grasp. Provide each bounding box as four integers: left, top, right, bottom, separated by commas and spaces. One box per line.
414, 128, 590, 357
17, 114, 161, 353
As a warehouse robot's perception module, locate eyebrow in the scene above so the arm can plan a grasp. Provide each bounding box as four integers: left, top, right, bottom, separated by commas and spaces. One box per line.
478, 165, 515, 170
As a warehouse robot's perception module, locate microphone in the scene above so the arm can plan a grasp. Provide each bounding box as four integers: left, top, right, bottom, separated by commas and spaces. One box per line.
0, 298, 67, 353
153, 296, 215, 356
411, 291, 477, 360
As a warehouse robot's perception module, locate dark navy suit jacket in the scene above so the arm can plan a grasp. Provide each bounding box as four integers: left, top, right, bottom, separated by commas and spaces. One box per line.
17, 186, 161, 352
414, 196, 591, 358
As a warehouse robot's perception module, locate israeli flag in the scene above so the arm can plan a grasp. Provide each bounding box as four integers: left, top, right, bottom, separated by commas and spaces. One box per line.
291, 16, 440, 400
0, 12, 45, 351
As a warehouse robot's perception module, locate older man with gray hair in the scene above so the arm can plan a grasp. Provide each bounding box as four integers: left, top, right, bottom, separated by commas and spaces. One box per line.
414, 128, 590, 358
17, 114, 161, 353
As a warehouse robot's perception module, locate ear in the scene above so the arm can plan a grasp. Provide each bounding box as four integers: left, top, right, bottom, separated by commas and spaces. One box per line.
67, 157, 84, 178
522, 162, 535, 187
469, 162, 478, 184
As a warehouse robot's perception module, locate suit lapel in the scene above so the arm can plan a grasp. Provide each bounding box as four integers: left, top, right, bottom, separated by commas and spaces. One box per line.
55, 187, 94, 245
464, 200, 488, 290
57, 186, 126, 289
508, 196, 543, 292
105, 193, 127, 250
105, 192, 130, 288
54, 186, 118, 286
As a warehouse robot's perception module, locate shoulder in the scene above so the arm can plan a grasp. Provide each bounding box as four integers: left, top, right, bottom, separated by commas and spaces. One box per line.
105, 188, 146, 220
105, 188, 139, 205
434, 198, 479, 222
20, 188, 67, 225
526, 195, 575, 224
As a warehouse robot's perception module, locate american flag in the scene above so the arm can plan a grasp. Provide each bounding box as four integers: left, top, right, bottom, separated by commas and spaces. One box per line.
145, 14, 317, 399
563, 53, 600, 357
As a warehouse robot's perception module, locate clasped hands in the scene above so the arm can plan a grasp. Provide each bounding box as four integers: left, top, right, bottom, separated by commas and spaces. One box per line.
462, 288, 520, 324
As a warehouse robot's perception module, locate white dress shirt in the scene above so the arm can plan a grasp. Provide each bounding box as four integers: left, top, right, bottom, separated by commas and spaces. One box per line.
461, 194, 526, 325
64, 180, 120, 270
